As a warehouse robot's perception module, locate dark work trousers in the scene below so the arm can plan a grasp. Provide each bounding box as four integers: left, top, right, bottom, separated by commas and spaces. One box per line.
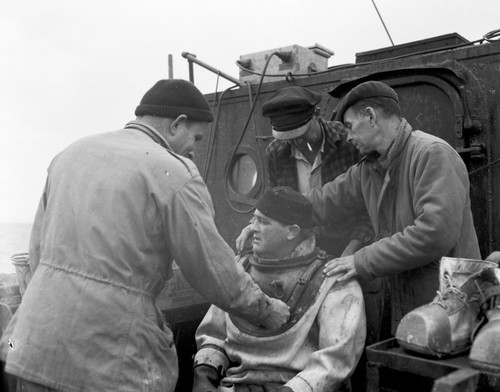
350, 276, 388, 392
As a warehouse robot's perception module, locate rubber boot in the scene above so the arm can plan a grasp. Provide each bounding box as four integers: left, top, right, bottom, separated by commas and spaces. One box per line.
395, 257, 497, 358
469, 268, 500, 372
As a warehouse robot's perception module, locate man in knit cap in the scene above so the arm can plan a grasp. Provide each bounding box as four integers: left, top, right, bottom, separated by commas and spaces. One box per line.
193, 186, 366, 392
0, 79, 289, 392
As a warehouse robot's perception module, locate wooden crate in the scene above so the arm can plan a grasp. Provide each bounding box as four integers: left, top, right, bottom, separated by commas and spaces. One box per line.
366, 338, 500, 392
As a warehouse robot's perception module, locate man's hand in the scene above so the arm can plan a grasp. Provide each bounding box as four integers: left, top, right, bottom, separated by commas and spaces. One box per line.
235, 224, 253, 253
192, 364, 220, 392
260, 298, 290, 330
323, 255, 358, 281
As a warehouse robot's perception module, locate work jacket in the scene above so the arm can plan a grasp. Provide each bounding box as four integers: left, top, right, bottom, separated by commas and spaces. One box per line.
195, 238, 366, 392
0, 121, 276, 392
307, 119, 480, 332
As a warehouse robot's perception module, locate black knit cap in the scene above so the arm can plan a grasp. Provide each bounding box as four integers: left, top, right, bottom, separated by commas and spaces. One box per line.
262, 86, 322, 134
135, 79, 214, 122
335, 81, 398, 122
256, 186, 314, 228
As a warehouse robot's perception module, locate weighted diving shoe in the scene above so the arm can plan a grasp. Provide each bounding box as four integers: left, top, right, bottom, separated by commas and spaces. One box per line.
469, 268, 500, 372
395, 257, 497, 358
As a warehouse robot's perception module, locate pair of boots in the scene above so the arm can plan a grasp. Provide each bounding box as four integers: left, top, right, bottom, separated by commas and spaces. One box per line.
395, 257, 500, 372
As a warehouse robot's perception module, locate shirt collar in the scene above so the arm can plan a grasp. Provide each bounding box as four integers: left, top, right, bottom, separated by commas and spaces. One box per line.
289, 125, 326, 159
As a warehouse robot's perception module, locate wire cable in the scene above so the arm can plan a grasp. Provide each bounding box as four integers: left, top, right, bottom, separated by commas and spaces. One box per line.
202, 83, 239, 181
371, 0, 395, 46
223, 52, 281, 213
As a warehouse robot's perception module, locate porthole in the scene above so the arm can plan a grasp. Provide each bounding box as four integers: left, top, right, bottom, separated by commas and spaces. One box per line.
224, 146, 263, 211
229, 153, 257, 195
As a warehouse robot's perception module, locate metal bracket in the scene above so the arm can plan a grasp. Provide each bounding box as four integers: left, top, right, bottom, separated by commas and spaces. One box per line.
456, 143, 486, 161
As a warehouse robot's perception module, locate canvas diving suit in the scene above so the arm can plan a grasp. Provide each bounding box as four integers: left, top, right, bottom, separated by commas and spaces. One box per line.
194, 237, 366, 392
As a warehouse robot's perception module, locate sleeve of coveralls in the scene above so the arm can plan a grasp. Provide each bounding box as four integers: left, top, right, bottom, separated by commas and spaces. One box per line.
285, 278, 366, 392
193, 306, 230, 373
163, 175, 274, 324
354, 142, 473, 281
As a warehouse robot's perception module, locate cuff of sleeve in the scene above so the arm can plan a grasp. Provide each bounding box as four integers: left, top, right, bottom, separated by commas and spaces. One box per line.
193, 345, 230, 374
354, 248, 375, 281
285, 376, 312, 392
252, 291, 272, 323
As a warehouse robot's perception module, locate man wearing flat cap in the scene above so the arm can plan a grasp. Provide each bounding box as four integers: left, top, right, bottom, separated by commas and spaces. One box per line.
0, 79, 289, 392
243, 85, 374, 260
194, 186, 366, 392
309, 80, 480, 337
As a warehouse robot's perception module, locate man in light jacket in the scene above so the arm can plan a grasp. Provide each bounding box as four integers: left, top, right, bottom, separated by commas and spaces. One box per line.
0, 79, 289, 392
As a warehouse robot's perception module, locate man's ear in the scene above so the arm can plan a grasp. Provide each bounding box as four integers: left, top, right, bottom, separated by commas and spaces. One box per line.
365, 107, 377, 127
169, 114, 188, 136
286, 224, 301, 240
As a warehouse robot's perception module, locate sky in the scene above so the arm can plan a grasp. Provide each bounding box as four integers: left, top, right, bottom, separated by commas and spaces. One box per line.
1, 0, 499, 223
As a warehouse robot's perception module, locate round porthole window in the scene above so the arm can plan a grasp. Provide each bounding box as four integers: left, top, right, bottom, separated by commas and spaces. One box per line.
229, 153, 257, 195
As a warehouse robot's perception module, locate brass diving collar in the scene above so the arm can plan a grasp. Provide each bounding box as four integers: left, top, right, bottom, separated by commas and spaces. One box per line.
249, 248, 321, 270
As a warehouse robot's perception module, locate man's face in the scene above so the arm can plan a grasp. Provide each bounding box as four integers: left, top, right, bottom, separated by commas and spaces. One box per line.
291, 118, 321, 150
343, 107, 376, 155
250, 210, 290, 259
170, 120, 209, 160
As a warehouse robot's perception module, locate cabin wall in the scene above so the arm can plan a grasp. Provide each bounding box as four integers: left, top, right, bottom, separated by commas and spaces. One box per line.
174, 37, 500, 392
196, 39, 500, 257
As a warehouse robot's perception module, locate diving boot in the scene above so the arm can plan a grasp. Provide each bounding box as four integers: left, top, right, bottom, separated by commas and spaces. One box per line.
395, 257, 497, 358
469, 268, 500, 372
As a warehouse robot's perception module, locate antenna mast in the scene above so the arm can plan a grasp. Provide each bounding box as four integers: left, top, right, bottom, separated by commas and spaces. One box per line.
371, 0, 395, 46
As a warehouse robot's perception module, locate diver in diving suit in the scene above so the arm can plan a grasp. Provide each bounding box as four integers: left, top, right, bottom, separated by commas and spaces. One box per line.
193, 186, 366, 392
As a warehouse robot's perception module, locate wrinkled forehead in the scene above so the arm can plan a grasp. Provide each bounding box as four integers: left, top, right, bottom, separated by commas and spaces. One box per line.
253, 209, 285, 226
253, 209, 269, 220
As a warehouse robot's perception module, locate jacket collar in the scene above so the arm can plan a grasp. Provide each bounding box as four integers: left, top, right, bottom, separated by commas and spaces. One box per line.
378, 118, 413, 170
124, 120, 173, 151
124, 120, 195, 174
358, 118, 413, 168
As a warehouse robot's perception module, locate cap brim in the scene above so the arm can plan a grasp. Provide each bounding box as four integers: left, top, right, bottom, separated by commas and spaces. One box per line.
272, 121, 310, 140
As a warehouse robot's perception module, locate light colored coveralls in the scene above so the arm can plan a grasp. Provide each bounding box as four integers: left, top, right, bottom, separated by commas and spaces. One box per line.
0, 121, 277, 392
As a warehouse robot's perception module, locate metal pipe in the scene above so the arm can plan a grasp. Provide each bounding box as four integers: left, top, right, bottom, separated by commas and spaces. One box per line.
168, 54, 173, 79
182, 52, 246, 87
188, 57, 195, 84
